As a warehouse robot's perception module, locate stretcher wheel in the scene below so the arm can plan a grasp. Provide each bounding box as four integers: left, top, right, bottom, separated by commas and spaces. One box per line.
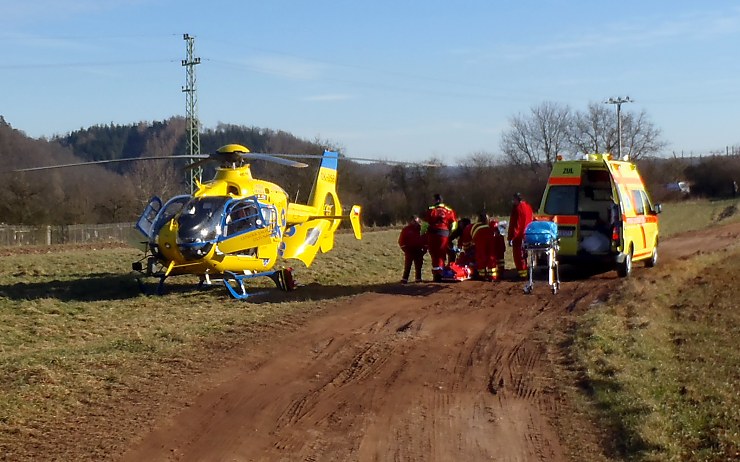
523, 284, 533, 294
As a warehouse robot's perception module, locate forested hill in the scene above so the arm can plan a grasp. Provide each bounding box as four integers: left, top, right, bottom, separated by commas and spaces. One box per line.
54, 117, 328, 167
0, 116, 338, 225
1, 115, 737, 226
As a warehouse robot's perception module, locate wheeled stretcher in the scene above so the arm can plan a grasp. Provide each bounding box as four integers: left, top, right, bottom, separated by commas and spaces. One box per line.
522, 221, 561, 295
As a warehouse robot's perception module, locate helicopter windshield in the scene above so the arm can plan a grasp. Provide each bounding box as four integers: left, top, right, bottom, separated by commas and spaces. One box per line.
177, 196, 228, 244
151, 195, 191, 237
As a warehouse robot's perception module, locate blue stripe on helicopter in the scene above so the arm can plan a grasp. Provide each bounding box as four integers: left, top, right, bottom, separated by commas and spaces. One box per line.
321, 151, 339, 171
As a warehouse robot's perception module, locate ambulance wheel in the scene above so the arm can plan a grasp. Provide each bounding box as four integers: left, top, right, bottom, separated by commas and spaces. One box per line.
617, 248, 633, 278
645, 243, 658, 268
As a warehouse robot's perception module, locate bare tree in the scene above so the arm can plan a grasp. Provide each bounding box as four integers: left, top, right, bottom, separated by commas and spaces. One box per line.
500, 101, 572, 172
620, 110, 668, 160
571, 102, 667, 160
570, 102, 616, 156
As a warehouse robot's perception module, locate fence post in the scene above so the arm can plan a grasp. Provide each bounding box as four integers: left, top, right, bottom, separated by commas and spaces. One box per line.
46, 225, 51, 246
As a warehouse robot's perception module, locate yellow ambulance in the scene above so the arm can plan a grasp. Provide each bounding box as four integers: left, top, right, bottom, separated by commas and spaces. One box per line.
537, 153, 660, 277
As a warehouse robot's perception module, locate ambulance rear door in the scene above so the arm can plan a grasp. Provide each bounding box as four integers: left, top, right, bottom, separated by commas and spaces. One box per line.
540, 161, 582, 256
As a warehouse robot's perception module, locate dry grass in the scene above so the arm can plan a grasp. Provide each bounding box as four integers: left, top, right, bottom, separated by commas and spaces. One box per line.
571, 242, 740, 461
0, 230, 405, 459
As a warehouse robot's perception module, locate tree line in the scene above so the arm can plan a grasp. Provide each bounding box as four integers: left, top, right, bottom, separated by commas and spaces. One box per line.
0, 106, 738, 227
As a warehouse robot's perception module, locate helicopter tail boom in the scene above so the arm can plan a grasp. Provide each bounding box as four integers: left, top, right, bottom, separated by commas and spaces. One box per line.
281, 150, 362, 267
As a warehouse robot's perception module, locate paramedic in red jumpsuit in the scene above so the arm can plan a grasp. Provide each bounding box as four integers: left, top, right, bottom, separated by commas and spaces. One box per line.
470, 213, 498, 281
489, 219, 507, 278
423, 194, 458, 282
398, 215, 427, 283
455, 219, 475, 267
507, 192, 534, 279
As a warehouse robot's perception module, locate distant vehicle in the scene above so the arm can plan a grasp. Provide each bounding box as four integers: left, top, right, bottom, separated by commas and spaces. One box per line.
537, 153, 660, 277
665, 181, 691, 194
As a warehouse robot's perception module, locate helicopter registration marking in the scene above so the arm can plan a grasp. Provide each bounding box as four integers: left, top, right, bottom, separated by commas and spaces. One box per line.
249, 227, 272, 241
320, 171, 336, 183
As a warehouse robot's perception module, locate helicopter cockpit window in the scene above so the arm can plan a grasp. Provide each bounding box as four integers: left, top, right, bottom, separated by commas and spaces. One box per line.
177, 196, 228, 244
224, 199, 262, 237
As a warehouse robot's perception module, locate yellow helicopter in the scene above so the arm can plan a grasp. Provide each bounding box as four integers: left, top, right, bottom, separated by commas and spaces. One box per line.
131, 143, 362, 299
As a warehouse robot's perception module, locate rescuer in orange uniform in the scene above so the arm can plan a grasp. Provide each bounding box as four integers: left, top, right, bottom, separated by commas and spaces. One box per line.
489, 219, 507, 278
470, 213, 498, 281
423, 194, 458, 282
398, 215, 427, 284
447, 217, 471, 264
507, 192, 534, 279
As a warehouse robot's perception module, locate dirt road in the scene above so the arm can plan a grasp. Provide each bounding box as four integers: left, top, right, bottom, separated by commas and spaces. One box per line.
117, 222, 740, 462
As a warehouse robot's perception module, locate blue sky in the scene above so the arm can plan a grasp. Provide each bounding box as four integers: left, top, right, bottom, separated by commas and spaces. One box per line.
1, 0, 739, 162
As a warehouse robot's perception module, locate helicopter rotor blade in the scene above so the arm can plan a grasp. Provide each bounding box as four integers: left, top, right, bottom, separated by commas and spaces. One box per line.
184, 157, 215, 171
3, 150, 437, 174
249, 152, 441, 167
242, 153, 308, 168
7, 155, 207, 173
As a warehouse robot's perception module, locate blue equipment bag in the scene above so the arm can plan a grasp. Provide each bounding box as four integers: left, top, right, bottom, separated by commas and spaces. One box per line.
524, 221, 558, 247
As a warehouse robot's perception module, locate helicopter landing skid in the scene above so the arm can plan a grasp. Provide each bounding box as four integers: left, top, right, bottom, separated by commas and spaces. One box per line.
222, 268, 296, 300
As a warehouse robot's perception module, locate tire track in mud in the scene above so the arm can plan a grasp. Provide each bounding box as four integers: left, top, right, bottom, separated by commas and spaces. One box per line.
120, 283, 578, 462
120, 224, 740, 461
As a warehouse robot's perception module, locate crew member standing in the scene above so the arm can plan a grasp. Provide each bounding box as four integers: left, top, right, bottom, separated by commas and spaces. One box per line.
489, 219, 507, 277
470, 213, 498, 281
398, 215, 427, 284
507, 192, 534, 279
423, 194, 458, 282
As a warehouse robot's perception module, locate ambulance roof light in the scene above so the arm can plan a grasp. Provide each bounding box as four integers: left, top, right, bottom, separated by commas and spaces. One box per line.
585, 153, 611, 161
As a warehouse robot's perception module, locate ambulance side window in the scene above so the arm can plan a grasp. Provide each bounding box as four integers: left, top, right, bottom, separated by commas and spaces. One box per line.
631, 190, 645, 215
639, 190, 654, 214
618, 186, 632, 213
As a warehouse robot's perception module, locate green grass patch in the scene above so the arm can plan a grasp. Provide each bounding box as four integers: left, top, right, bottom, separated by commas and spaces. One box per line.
657, 198, 739, 237
572, 244, 740, 461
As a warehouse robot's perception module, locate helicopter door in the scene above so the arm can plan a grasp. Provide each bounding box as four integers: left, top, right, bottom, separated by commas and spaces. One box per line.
135, 197, 162, 239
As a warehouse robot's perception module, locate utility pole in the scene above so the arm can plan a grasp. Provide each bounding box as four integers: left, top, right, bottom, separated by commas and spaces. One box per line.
182, 33, 202, 194
604, 96, 632, 160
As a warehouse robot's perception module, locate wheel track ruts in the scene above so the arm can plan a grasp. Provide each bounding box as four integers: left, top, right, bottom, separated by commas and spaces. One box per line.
524, 410, 561, 461
274, 313, 423, 436
510, 341, 544, 400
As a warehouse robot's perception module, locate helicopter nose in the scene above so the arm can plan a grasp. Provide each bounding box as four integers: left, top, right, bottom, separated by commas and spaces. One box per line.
178, 241, 213, 260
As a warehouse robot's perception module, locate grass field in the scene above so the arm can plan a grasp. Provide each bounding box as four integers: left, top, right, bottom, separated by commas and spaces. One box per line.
654, 198, 739, 237
0, 230, 402, 455
568, 199, 740, 461
0, 199, 738, 459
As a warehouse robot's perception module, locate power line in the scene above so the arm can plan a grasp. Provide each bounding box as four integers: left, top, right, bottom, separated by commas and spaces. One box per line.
604, 96, 633, 160
0, 59, 177, 70
182, 33, 202, 194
